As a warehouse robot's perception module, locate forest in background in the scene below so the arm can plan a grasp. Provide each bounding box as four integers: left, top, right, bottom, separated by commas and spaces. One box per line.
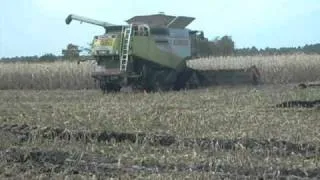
1, 36, 319, 62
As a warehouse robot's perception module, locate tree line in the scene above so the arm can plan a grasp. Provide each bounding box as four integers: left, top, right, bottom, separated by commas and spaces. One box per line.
1, 36, 320, 62
205, 36, 320, 56
234, 43, 320, 56
0, 44, 88, 63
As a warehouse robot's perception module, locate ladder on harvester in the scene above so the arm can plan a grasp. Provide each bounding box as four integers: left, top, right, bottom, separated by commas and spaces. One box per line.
120, 24, 133, 72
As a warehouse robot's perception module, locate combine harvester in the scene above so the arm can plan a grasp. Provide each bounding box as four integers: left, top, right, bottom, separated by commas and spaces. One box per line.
65, 13, 261, 93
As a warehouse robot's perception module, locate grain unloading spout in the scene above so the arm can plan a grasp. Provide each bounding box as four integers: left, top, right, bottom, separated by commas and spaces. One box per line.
65, 14, 118, 28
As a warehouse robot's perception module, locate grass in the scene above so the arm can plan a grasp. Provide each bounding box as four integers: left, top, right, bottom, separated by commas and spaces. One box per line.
0, 85, 320, 178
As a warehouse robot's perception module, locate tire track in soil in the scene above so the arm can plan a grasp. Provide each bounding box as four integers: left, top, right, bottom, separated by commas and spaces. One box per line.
1, 147, 320, 179
1, 123, 319, 157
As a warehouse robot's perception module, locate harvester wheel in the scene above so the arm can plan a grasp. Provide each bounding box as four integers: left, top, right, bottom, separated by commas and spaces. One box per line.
250, 65, 261, 85
99, 80, 120, 94
173, 69, 194, 91
99, 80, 107, 94
298, 83, 307, 89
141, 65, 155, 92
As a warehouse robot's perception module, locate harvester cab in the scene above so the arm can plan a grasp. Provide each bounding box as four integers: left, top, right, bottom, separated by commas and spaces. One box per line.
90, 24, 149, 57
65, 13, 260, 93
66, 14, 126, 59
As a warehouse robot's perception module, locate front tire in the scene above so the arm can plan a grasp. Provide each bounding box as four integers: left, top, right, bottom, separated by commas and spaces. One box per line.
99, 80, 121, 94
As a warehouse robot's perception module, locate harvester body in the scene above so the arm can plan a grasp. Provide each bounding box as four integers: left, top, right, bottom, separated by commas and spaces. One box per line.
65, 13, 260, 92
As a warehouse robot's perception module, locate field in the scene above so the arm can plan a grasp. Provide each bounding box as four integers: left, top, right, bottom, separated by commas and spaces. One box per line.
1, 54, 320, 179
1, 54, 320, 90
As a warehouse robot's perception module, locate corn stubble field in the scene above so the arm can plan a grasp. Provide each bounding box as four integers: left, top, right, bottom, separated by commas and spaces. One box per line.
1, 54, 320, 179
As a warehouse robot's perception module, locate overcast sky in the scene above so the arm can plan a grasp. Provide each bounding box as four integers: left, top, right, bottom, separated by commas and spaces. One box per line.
0, 0, 319, 57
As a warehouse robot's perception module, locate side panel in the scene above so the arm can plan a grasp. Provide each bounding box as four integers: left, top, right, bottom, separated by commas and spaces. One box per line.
131, 36, 187, 72
168, 28, 191, 58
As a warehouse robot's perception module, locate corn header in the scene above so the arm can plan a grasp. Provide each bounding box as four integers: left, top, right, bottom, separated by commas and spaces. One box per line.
65, 13, 261, 93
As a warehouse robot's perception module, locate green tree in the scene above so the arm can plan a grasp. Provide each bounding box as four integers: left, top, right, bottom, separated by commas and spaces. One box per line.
62, 44, 81, 60
39, 53, 57, 62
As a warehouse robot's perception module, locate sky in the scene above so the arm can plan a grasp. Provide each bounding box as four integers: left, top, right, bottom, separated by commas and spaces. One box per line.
0, 0, 319, 58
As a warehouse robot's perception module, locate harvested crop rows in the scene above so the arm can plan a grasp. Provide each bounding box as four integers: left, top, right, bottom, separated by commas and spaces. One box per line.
1, 123, 320, 158
1, 123, 320, 179
1, 85, 320, 179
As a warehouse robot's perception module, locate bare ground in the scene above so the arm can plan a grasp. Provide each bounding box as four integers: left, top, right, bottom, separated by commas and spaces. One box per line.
0, 86, 320, 179
1, 125, 320, 179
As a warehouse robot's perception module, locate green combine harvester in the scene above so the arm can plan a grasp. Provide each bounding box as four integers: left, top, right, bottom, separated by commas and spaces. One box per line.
65, 13, 261, 93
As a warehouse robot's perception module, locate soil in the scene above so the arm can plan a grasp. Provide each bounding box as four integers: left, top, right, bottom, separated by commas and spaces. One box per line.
1, 146, 319, 179
0, 123, 320, 179
1, 123, 319, 157
275, 99, 320, 108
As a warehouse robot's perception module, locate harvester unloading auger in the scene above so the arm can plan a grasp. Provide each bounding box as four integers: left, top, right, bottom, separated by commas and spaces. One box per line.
65, 13, 261, 93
